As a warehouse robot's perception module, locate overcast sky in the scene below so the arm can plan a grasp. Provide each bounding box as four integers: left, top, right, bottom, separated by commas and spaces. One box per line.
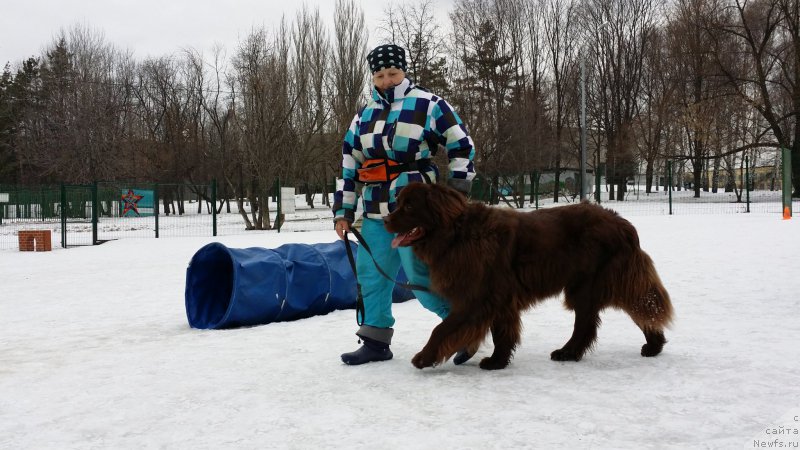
0, 0, 454, 68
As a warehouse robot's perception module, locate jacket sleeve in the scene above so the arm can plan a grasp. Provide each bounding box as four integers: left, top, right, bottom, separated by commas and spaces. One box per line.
332, 113, 363, 222
431, 98, 476, 194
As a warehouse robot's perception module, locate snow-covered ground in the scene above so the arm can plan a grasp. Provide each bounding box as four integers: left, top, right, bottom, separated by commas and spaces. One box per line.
1, 211, 799, 449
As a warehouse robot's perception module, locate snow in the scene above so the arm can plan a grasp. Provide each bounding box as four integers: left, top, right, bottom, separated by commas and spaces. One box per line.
1, 211, 799, 449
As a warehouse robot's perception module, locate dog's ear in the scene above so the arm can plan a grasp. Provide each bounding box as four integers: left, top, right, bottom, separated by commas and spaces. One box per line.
430, 184, 467, 225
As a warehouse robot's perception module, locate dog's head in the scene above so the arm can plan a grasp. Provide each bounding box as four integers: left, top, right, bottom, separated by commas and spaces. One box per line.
384, 182, 468, 248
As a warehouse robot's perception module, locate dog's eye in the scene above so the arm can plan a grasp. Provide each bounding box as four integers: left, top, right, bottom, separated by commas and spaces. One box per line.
404, 203, 413, 211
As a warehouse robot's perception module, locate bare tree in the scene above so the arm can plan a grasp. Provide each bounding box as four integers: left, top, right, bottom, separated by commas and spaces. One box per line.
180, 49, 213, 188
379, 0, 449, 91
331, 0, 369, 137
20, 25, 132, 184
543, 0, 581, 201
132, 55, 177, 183
635, 26, 677, 193
584, 0, 658, 200
706, 0, 800, 197
450, 0, 516, 182
496, 0, 553, 206
665, 0, 738, 197
196, 45, 240, 213
329, 0, 369, 206
231, 22, 297, 229
132, 53, 205, 214
290, 5, 332, 207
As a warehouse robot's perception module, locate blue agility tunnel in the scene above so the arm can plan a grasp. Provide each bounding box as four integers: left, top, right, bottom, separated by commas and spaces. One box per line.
185, 241, 413, 329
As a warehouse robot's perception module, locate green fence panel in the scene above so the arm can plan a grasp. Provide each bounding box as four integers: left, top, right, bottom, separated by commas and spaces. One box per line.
2, 172, 795, 251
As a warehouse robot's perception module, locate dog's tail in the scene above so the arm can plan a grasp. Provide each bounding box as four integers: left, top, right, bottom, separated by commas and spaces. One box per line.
617, 248, 674, 331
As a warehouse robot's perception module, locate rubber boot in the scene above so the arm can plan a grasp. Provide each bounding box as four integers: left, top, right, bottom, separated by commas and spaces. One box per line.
341, 326, 394, 365
341, 336, 393, 365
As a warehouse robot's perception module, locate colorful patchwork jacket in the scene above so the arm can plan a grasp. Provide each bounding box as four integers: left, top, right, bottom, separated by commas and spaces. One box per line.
332, 78, 476, 222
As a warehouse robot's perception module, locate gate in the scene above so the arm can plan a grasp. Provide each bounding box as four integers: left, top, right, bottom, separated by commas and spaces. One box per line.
61, 184, 95, 248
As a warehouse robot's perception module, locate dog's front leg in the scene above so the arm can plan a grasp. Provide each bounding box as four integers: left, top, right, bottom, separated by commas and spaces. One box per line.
412, 314, 468, 369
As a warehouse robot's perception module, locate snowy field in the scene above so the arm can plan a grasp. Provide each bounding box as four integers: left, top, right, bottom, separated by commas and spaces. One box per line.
1, 210, 799, 449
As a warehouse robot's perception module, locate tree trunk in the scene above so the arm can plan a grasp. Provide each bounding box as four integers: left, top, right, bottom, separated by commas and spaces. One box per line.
491, 175, 499, 205
305, 183, 314, 209
237, 196, 253, 230
177, 185, 186, 215
693, 160, 702, 198
322, 176, 330, 208
553, 158, 561, 203
712, 157, 720, 194
616, 180, 626, 201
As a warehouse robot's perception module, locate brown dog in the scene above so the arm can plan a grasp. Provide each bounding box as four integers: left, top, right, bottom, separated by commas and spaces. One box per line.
384, 182, 673, 370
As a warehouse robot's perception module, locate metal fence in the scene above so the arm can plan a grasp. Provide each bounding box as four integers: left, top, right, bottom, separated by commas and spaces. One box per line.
473, 155, 795, 216
0, 173, 796, 251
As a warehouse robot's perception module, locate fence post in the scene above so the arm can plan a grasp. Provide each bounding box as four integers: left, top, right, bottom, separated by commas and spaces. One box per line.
60, 184, 67, 248
212, 179, 218, 237
783, 147, 793, 220
154, 183, 160, 238
92, 181, 98, 244
745, 155, 751, 213
667, 160, 673, 215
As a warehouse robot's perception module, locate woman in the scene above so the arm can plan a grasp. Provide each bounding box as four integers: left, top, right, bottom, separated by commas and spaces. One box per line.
332, 44, 476, 365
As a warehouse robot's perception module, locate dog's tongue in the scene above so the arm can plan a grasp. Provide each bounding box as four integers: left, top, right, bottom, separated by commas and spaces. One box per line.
391, 227, 422, 248
391, 232, 411, 248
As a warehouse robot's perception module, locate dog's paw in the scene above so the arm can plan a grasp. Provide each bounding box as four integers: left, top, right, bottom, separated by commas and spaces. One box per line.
641, 343, 663, 357
550, 348, 582, 362
411, 351, 437, 369
479, 356, 509, 370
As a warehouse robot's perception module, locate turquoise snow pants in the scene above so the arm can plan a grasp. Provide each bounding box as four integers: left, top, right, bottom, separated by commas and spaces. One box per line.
357, 218, 450, 329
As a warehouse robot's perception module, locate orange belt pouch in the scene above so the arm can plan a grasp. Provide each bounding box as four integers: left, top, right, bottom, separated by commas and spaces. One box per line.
357, 159, 401, 183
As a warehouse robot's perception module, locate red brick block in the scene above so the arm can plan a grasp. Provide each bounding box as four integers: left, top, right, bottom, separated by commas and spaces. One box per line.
18, 230, 52, 252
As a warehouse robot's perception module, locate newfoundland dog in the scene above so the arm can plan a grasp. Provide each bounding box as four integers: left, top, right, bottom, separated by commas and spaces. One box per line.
384, 182, 674, 370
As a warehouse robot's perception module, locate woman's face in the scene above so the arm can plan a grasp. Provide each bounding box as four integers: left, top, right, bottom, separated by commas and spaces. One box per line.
372, 67, 405, 92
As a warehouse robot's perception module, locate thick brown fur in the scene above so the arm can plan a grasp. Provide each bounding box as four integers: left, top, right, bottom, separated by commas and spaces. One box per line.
384, 182, 674, 370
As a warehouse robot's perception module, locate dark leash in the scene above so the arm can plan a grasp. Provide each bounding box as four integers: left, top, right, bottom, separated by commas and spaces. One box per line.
342, 231, 366, 326
343, 228, 431, 325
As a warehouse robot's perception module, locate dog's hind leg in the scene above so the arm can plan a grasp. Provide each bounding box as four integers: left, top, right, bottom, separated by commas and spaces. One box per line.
638, 326, 666, 357
618, 250, 673, 357
479, 313, 522, 370
627, 291, 669, 357
551, 286, 601, 362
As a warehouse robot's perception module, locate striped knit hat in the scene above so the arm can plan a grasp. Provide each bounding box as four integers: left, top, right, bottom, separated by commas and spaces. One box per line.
367, 44, 407, 73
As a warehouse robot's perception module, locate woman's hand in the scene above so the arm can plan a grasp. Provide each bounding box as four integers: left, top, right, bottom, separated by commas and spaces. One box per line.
335, 220, 352, 240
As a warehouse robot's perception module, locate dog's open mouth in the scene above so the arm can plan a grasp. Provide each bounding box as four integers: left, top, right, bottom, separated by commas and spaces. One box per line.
391, 227, 425, 248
